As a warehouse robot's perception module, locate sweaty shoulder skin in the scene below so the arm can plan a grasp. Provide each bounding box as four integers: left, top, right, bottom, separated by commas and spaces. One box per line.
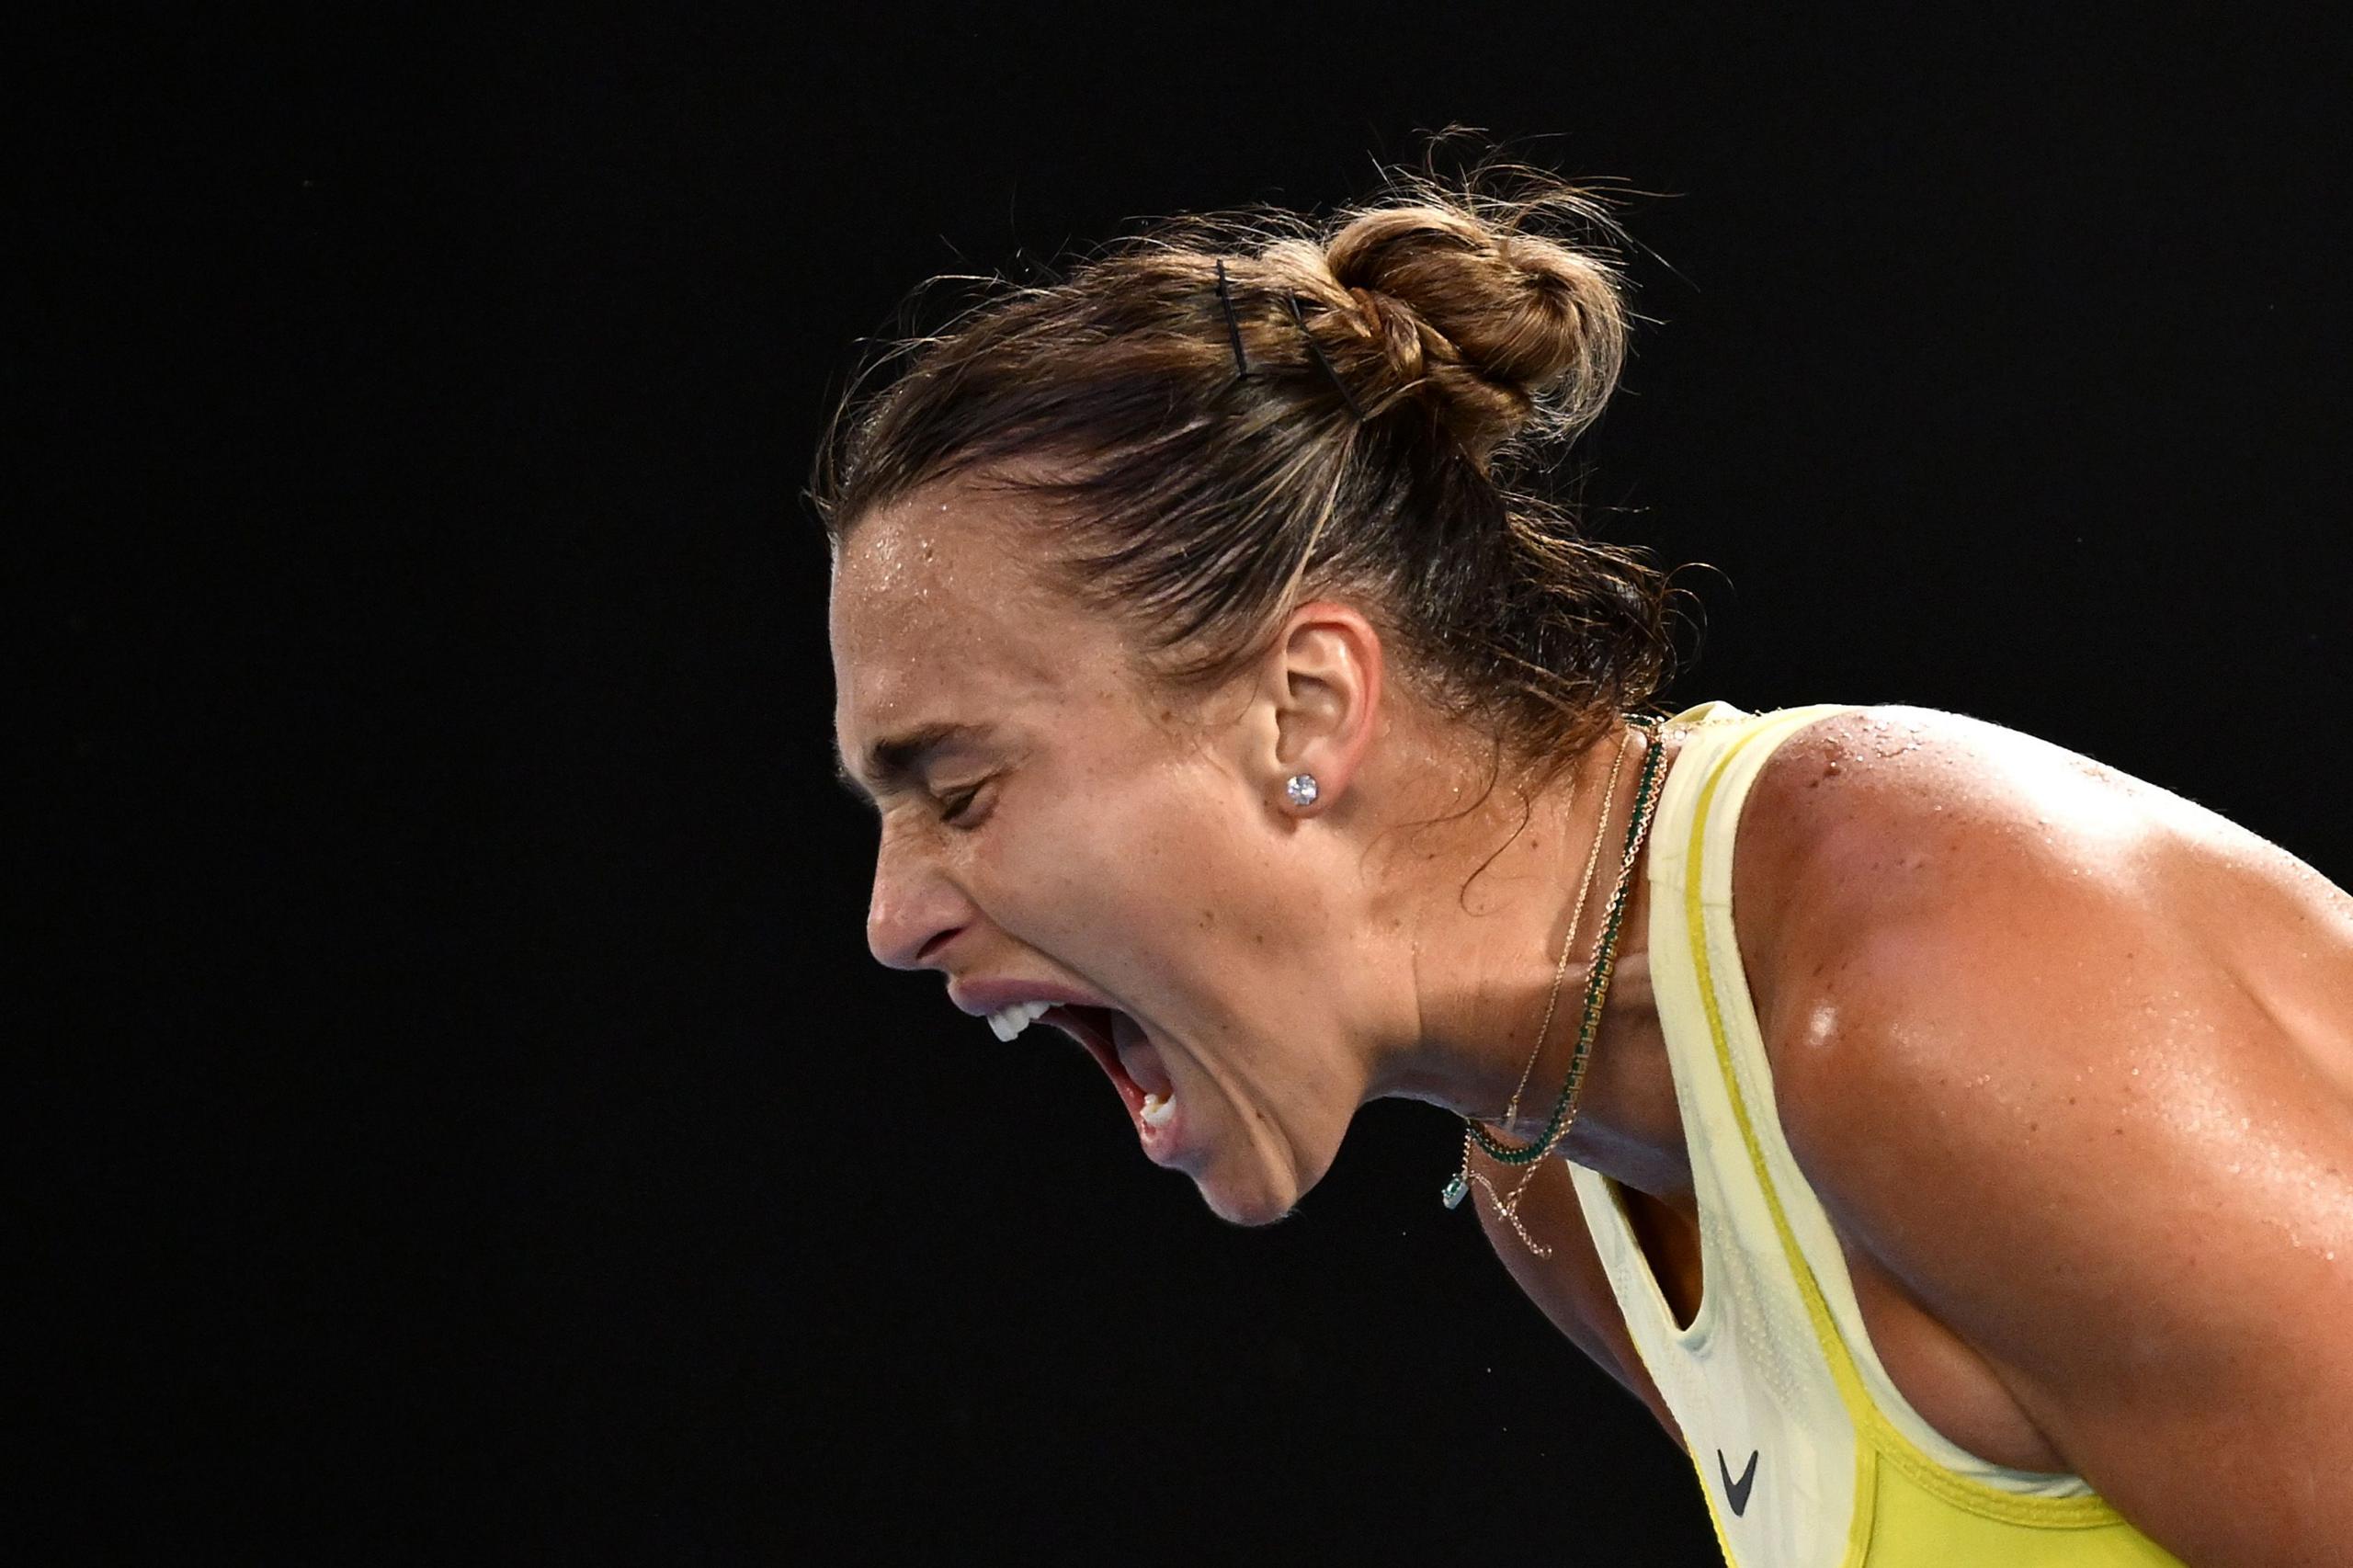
1740, 707, 2353, 1566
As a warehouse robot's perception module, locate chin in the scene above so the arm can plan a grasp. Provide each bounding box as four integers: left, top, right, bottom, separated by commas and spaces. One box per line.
1192, 1149, 1327, 1228
1199, 1180, 1299, 1227
1180, 1105, 1349, 1226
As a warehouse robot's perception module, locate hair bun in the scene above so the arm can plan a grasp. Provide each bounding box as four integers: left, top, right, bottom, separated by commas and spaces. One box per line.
1306, 191, 1631, 463
816, 154, 1677, 790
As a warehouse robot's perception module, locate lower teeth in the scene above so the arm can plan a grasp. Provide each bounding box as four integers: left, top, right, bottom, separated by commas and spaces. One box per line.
1141, 1092, 1176, 1128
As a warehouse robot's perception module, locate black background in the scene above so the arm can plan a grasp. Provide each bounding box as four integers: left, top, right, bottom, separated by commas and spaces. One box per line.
23, 6, 2349, 1564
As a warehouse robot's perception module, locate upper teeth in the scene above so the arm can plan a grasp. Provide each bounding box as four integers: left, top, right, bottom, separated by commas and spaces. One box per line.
986, 999, 1056, 1041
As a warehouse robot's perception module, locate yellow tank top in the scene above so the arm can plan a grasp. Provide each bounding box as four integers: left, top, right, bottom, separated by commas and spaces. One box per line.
1566, 702, 2183, 1567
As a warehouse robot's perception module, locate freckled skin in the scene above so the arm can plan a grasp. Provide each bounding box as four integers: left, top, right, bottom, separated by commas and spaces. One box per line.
1503, 709, 2353, 1563
833, 479, 2353, 1561
835, 497, 1330, 1221
832, 477, 1649, 1227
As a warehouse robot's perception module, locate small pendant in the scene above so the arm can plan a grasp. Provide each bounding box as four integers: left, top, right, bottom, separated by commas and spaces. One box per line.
1441, 1171, 1469, 1210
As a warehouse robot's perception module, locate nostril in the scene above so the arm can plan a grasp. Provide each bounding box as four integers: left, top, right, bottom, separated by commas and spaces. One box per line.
864, 840, 972, 970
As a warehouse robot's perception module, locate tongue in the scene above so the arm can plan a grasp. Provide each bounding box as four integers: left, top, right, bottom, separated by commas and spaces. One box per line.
1110, 1010, 1174, 1099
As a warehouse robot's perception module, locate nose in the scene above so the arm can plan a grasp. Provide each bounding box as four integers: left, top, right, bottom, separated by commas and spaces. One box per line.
864, 825, 972, 971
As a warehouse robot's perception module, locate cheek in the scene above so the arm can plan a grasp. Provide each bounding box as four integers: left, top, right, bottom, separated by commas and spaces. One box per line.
1111, 782, 1306, 982
995, 767, 1275, 957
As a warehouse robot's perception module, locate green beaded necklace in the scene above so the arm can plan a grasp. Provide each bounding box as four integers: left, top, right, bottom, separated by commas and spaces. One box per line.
1442, 724, 1668, 1210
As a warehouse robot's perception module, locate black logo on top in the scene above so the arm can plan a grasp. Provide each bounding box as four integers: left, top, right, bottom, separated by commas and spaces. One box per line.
1717, 1449, 1760, 1517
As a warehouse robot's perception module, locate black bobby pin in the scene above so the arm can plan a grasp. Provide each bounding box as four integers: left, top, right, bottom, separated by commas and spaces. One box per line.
1214, 259, 1250, 380
1285, 295, 1368, 423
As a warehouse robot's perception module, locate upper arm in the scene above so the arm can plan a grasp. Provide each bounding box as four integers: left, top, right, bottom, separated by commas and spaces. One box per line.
1747, 710, 2353, 1563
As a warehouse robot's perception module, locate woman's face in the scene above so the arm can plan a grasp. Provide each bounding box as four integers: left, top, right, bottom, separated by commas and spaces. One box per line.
829, 480, 1376, 1224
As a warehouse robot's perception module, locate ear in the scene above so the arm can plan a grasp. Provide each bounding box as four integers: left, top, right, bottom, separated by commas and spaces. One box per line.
1246, 600, 1385, 817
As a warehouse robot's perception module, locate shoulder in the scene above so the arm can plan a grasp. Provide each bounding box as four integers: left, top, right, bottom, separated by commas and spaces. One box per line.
1719, 706, 2155, 1057
1732, 701, 2173, 909
1722, 701, 2214, 1221
1722, 699, 2347, 1112
1721, 700, 2350, 1197
1720, 704, 2353, 1548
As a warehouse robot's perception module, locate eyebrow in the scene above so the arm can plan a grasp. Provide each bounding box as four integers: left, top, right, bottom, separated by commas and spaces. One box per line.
833, 721, 996, 808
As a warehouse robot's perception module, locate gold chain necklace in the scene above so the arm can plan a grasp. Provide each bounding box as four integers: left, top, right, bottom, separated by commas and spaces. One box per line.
1445, 724, 1668, 1256
1495, 730, 1629, 1130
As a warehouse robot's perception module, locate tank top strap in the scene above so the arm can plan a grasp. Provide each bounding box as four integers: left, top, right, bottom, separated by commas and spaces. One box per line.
1652, 702, 2122, 1508
1566, 701, 2177, 1563
1572, 704, 1869, 1563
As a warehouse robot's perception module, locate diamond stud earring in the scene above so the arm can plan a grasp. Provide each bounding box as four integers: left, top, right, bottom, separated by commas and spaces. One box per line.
1285, 773, 1320, 810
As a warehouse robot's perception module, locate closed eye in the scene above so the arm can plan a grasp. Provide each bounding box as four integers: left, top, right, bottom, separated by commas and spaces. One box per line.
938, 784, 988, 825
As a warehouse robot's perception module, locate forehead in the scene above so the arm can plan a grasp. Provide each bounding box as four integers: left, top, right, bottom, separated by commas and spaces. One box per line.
828, 480, 1133, 770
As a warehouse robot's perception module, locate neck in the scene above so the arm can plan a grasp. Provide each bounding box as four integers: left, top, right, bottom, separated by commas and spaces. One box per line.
1362, 722, 1694, 1205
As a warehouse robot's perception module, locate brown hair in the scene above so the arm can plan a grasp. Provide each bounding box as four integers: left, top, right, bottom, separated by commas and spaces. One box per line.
813, 162, 1679, 790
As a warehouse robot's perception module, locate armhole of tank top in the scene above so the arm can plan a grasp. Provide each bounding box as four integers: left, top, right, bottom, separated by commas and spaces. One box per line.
1681, 708, 2133, 1524
1568, 1161, 1709, 1353
1562, 703, 1758, 1366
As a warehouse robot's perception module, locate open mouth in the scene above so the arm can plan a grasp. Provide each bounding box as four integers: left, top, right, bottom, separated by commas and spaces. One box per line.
1042, 1005, 1176, 1127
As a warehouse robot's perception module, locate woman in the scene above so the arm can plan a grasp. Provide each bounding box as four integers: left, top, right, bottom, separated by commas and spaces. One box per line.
816, 172, 2353, 1565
